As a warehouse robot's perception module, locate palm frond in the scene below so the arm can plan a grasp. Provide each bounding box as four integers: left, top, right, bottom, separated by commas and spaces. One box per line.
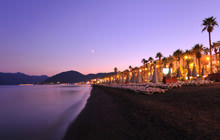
202, 27, 207, 32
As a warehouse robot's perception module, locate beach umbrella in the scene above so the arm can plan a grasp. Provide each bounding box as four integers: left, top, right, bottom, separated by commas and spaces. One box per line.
136, 70, 143, 83
109, 77, 112, 84
145, 72, 149, 81
187, 67, 192, 77
192, 64, 197, 77
125, 73, 130, 83
113, 75, 117, 83
121, 74, 125, 84
152, 67, 159, 83
116, 75, 120, 83
157, 70, 162, 82
149, 73, 153, 81
142, 71, 146, 82
130, 72, 136, 83
176, 68, 182, 78
201, 66, 205, 76
118, 75, 122, 83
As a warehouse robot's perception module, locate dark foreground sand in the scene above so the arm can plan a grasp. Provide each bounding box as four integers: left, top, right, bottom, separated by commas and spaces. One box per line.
63, 83, 220, 140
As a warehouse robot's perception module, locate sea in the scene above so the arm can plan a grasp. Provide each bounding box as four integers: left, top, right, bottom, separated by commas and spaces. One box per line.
0, 85, 92, 140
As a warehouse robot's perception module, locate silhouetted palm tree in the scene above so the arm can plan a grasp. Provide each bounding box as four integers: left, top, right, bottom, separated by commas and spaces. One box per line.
183, 50, 192, 69
141, 58, 146, 65
192, 44, 203, 74
148, 57, 154, 63
202, 16, 219, 73
114, 67, 118, 74
196, 51, 202, 75
203, 47, 209, 55
213, 41, 220, 69
141, 58, 148, 67
148, 57, 154, 73
215, 41, 220, 68
162, 57, 168, 68
173, 49, 183, 68
156, 52, 163, 71
156, 52, 163, 61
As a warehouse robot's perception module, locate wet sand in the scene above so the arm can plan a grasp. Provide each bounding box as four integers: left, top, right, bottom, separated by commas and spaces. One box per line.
63, 83, 220, 140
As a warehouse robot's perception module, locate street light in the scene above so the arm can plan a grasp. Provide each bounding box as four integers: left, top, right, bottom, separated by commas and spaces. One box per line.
206, 56, 210, 61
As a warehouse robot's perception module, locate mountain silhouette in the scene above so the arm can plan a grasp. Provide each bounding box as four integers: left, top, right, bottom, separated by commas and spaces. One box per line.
0, 72, 48, 85
44, 70, 113, 84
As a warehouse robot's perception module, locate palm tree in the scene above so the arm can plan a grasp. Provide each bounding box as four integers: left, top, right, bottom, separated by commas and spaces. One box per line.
196, 51, 202, 75
156, 52, 163, 72
192, 44, 203, 74
215, 41, 220, 70
156, 52, 163, 61
167, 55, 174, 72
129, 66, 132, 71
202, 16, 219, 73
173, 49, 183, 68
213, 41, 220, 69
141, 58, 148, 67
162, 57, 168, 68
148, 57, 154, 74
183, 50, 192, 69
114, 67, 118, 74
203, 47, 209, 55
167, 55, 174, 64
141, 58, 146, 66
148, 57, 154, 63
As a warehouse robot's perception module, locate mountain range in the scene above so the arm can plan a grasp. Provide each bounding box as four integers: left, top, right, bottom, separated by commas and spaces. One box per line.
0, 71, 113, 85
0, 72, 48, 85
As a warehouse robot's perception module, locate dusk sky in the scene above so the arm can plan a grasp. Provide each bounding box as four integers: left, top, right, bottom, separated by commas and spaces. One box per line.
1, 0, 219, 76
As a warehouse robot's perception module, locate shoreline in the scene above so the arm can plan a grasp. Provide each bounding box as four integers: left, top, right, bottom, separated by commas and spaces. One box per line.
63, 84, 220, 140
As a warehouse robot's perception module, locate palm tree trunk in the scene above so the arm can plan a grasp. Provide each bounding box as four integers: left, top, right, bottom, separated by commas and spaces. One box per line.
176, 60, 177, 71
209, 32, 213, 73
183, 59, 185, 69
215, 52, 218, 70
199, 58, 201, 75
219, 51, 220, 71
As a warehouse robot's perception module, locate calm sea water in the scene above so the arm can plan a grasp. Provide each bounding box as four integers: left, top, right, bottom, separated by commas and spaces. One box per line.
0, 85, 92, 140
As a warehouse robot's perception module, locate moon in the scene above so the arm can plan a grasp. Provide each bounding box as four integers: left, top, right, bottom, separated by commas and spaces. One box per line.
91, 49, 95, 53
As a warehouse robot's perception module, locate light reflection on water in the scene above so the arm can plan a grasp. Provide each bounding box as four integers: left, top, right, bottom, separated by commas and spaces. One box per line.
0, 85, 92, 140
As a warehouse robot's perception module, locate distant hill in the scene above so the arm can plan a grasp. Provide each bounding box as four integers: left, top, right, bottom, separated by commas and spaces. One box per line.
44, 70, 113, 84
0, 72, 48, 85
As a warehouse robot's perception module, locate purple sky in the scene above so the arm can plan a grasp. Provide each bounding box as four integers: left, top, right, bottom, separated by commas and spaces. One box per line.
1, 0, 220, 76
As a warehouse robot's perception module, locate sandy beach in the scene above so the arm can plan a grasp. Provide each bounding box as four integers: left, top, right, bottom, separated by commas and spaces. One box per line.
63, 83, 220, 140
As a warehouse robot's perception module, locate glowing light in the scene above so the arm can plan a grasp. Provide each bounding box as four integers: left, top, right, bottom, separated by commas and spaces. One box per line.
145, 68, 147, 70
190, 63, 193, 67
139, 69, 142, 72
91, 49, 95, 53
206, 57, 210, 61
156, 65, 159, 68
184, 56, 188, 59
